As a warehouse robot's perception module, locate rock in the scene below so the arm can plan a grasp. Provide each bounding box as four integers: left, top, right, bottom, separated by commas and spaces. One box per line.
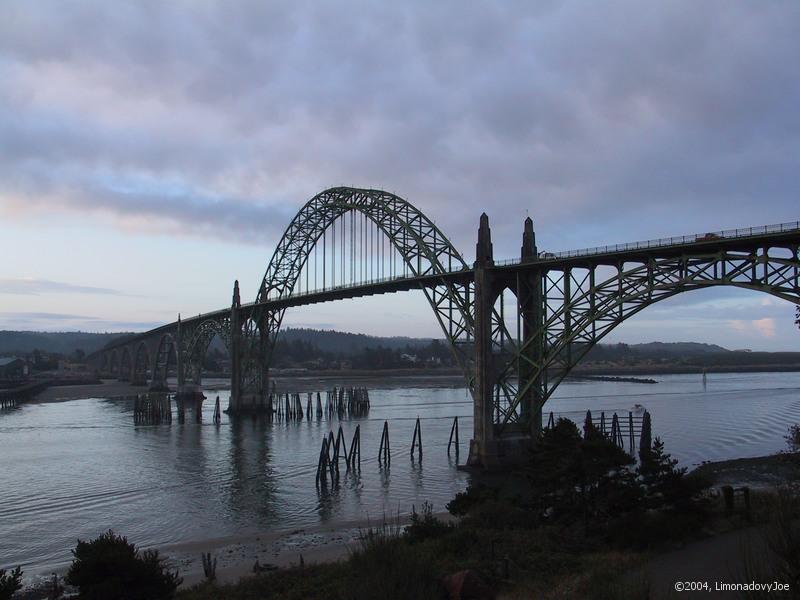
442, 570, 494, 600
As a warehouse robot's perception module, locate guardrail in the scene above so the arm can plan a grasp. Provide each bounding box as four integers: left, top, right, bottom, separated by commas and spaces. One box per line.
495, 220, 800, 266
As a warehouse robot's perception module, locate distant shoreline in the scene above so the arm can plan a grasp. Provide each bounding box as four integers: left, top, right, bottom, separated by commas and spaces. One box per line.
26, 366, 800, 404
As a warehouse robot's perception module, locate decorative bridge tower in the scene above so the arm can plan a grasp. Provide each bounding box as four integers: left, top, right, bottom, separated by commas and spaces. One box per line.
467, 214, 544, 468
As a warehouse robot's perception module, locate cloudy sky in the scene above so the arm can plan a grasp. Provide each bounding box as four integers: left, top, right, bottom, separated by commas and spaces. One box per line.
1, 1, 798, 350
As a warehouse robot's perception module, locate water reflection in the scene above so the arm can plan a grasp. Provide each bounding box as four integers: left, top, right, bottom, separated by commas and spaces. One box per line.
4, 373, 800, 577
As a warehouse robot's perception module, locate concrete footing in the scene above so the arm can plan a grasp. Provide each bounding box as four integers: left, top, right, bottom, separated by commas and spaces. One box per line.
466, 435, 534, 470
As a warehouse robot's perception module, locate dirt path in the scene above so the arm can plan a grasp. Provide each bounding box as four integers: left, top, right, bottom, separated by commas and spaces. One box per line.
645, 526, 779, 599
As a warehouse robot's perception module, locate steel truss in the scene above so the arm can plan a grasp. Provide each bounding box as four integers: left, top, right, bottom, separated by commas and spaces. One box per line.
494, 244, 800, 434
180, 318, 231, 384
237, 187, 515, 404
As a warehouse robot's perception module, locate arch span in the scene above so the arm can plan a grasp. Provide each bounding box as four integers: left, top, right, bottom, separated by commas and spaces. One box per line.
237, 187, 510, 403
132, 342, 150, 387
497, 245, 800, 431
119, 347, 132, 381
151, 334, 178, 391
183, 318, 231, 385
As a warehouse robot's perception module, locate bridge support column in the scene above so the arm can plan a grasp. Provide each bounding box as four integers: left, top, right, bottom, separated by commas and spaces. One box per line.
468, 213, 501, 468
175, 315, 206, 403
518, 217, 544, 436
468, 215, 540, 469
228, 280, 242, 413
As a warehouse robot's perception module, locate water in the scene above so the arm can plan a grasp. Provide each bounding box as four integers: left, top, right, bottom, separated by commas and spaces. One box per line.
1, 372, 799, 576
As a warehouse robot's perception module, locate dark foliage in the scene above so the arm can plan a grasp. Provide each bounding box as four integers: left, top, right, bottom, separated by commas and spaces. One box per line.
66, 530, 182, 600
527, 418, 639, 528
347, 523, 445, 600
786, 423, 800, 453
639, 411, 652, 464
447, 483, 498, 517
0, 567, 22, 600
406, 502, 452, 544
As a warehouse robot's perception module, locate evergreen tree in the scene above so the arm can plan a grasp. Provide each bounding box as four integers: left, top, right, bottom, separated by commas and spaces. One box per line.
639, 410, 652, 464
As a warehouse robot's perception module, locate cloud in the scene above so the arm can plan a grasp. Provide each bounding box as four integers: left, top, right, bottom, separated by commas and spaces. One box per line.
729, 318, 777, 339
752, 318, 777, 338
0, 278, 124, 296
0, 1, 797, 256
0, 1, 798, 348
0, 312, 161, 332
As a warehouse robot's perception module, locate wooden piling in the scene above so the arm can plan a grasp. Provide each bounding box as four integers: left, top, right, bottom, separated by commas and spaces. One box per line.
348, 425, 361, 469
410, 417, 422, 461
447, 416, 459, 456
378, 420, 390, 465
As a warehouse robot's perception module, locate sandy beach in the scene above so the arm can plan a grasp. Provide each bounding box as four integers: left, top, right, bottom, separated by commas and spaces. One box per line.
30, 372, 466, 404
162, 510, 456, 588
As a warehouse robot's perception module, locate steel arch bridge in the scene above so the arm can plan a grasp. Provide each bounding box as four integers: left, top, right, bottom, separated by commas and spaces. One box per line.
88, 186, 800, 468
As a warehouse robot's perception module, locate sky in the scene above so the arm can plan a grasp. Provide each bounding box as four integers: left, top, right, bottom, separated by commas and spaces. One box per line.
0, 1, 798, 350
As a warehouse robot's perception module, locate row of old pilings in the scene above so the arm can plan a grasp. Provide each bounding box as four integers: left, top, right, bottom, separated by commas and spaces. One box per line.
0, 394, 18, 410
254, 387, 371, 422
316, 416, 458, 485
325, 386, 370, 417
316, 424, 361, 484
133, 394, 173, 425
543, 409, 649, 456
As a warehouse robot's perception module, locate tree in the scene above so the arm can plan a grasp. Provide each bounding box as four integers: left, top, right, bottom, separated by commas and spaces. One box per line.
527, 418, 639, 526
638, 437, 698, 511
639, 411, 653, 464
66, 530, 182, 600
0, 567, 22, 600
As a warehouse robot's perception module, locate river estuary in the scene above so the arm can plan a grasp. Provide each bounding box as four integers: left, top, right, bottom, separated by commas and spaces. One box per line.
1, 371, 799, 579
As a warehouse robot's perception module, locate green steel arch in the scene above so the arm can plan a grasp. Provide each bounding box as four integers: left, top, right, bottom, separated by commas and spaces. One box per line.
239, 187, 512, 401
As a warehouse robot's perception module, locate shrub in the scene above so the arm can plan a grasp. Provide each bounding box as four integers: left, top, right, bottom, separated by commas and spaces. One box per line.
741, 487, 800, 598
348, 522, 444, 600
0, 567, 22, 600
786, 424, 800, 453
66, 530, 182, 600
638, 437, 706, 512
527, 418, 639, 526
447, 483, 498, 517
406, 502, 452, 543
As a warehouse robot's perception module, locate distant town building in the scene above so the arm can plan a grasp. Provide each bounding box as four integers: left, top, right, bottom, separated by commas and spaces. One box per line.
0, 357, 28, 379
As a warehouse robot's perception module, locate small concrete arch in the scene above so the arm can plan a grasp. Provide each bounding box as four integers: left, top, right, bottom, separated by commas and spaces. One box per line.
132, 342, 150, 386
109, 350, 119, 376
119, 347, 132, 381
151, 333, 178, 391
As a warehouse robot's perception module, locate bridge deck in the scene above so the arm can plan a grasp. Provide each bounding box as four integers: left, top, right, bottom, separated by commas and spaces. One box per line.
93, 219, 800, 354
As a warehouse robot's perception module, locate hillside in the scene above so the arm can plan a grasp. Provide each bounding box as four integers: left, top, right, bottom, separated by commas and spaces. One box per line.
276, 328, 433, 354
1, 330, 798, 373
0, 331, 129, 356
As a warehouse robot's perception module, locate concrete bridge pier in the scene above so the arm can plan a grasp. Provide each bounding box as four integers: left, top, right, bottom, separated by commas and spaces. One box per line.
518, 216, 544, 438
467, 214, 537, 469
227, 280, 244, 413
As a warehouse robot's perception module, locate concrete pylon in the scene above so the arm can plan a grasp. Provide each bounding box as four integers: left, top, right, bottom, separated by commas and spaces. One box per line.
518, 217, 542, 432
176, 314, 184, 388
468, 213, 498, 467
228, 280, 242, 412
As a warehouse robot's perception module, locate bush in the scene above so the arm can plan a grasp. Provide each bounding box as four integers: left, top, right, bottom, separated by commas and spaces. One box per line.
639, 437, 707, 512
741, 487, 800, 598
0, 567, 22, 600
347, 522, 444, 600
66, 530, 182, 600
447, 483, 498, 517
786, 424, 800, 453
406, 502, 452, 544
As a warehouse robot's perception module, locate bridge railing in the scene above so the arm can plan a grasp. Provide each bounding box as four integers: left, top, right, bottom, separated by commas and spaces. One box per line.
263, 266, 472, 302
494, 220, 800, 266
